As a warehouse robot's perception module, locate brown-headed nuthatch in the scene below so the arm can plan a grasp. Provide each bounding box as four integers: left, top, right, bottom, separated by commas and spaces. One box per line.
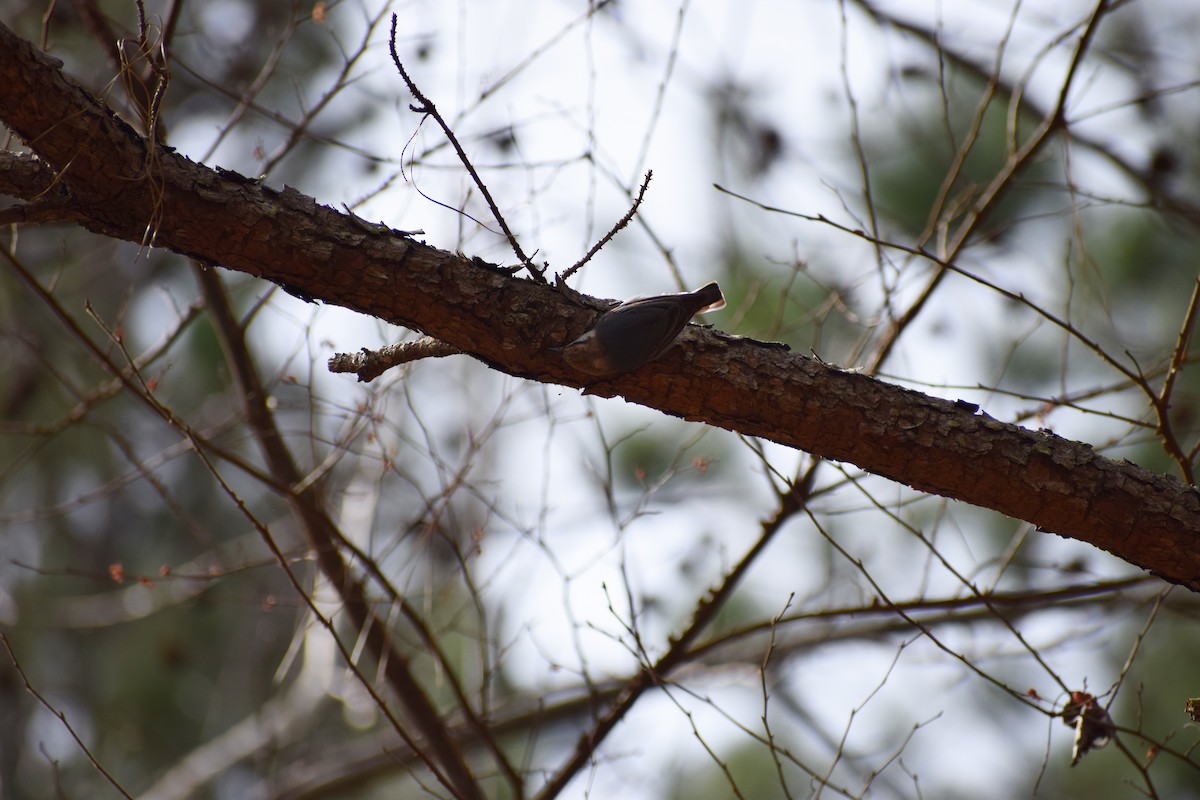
558, 282, 725, 377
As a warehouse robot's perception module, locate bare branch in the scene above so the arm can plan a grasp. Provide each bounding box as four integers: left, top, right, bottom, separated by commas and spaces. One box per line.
387, 14, 543, 283
328, 336, 462, 382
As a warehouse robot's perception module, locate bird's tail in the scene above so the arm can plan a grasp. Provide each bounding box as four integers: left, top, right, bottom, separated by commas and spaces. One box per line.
693, 282, 725, 313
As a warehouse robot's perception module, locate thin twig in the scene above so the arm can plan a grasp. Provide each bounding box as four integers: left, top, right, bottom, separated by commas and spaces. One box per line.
712, 186, 1142, 387
2, 634, 135, 799
1159, 277, 1200, 481
387, 14, 543, 283
561, 170, 653, 281
535, 467, 818, 800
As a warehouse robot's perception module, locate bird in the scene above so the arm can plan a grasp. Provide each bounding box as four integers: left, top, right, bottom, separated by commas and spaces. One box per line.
558, 282, 725, 377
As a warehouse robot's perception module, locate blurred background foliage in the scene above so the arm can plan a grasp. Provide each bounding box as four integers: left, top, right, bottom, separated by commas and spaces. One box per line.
3, 1, 1200, 799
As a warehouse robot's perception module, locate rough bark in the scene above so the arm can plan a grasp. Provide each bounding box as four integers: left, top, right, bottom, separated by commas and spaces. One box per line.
2, 20, 1198, 589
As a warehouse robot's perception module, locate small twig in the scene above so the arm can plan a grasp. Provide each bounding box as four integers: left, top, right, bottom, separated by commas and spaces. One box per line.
712, 184, 1142, 387
1159, 277, 1200, 481
114, 0, 170, 142
561, 170, 653, 282
328, 336, 461, 382
536, 468, 818, 800
2, 634, 135, 799
388, 14, 544, 283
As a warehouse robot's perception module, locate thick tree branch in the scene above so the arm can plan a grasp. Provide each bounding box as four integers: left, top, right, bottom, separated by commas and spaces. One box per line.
2, 21, 1198, 590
